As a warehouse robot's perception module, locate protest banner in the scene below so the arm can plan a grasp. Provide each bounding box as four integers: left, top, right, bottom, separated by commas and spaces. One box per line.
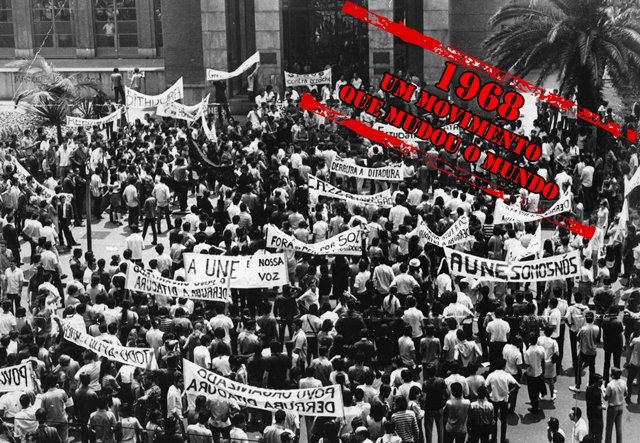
414, 215, 473, 247
157, 94, 210, 121
308, 175, 394, 208
57, 318, 157, 369
66, 108, 121, 128
126, 265, 229, 303
266, 224, 363, 256
206, 52, 260, 81
125, 77, 184, 108
372, 122, 421, 144
0, 363, 32, 392
442, 124, 461, 136
625, 167, 640, 197
444, 247, 581, 283
183, 253, 289, 287
183, 360, 343, 416
284, 69, 332, 87
493, 191, 572, 224
330, 155, 404, 182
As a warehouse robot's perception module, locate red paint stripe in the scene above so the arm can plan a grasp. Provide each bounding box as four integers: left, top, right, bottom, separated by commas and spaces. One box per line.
341, 1, 637, 144
299, 93, 596, 240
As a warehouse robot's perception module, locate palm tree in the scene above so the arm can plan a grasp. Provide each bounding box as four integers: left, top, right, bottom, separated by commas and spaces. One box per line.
483, 0, 640, 116
10, 55, 100, 143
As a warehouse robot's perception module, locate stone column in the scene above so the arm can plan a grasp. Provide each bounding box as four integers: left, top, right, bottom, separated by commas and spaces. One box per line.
161, 0, 205, 103
253, 0, 282, 93
368, 0, 393, 87
73, 0, 95, 58
11, 0, 34, 57
200, 0, 228, 97
423, 0, 449, 84
136, 0, 156, 57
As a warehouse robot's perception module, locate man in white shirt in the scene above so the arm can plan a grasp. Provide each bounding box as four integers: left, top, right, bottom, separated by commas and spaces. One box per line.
388, 197, 411, 231
486, 308, 511, 372
0, 301, 16, 336
4, 261, 24, 312
402, 296, 424, 341
122, 178, 140, 228
125, 225, 144, 264
152, 178, 172, 233
523, 332, 546, 414
570, 406, 589, 443
485, 358, 519, 443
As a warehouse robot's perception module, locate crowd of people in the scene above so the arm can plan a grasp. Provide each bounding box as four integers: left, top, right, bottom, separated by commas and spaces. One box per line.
0, 69, 635, 443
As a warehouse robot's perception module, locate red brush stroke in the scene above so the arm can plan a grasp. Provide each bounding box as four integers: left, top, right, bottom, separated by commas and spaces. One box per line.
299, 93, 597, 240
341, 1, 637, 144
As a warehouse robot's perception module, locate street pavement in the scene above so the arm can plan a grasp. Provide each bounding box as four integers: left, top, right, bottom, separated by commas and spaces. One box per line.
17, 200, 640, 443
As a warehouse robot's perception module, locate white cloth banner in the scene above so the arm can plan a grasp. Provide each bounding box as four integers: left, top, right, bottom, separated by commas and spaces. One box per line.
125, 77, 184, 108
57, 318, 157, 369
156, 102, 197, 121
0, 363, 32, 392
126, 265, 229, 303
493, 192, 572, 224
284, 69, 332, 87
266, 224, 363, 256
157, 94, 210, 121
442, 124, 460, 136
308, 175, 393, 208
66, 108, 121, 128
414, 215, 473, 247
183, 253, 289, 286
183, 360, 343, 417
372, 122, 421, 144
444, 248, 581, 283
625, 167, 640, 197
206, 52, 260, 81
330, 155, 404, 182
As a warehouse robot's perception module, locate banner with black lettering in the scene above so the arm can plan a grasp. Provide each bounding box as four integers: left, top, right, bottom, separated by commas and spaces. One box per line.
309, 175, 394, 208
183, 360, 343, 417
183, 253, 289, 286
284, 69, 332, 87
444, 248, 581, 282
66, 108, 121, 128
266, 224, 363, 256
0, 363, 32, 392
373, 122, 421, 144
493, 191, 572, 224
126, 265, 229, 303
625, 167, 640, 198
57, 318, 158, 369
206, 52, 260, 82
413, 215, 473, 247
330, 155, 404, 182
125, 77, 184, 108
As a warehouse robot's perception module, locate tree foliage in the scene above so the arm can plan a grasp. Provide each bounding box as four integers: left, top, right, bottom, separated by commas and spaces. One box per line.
483, 0, 640, 113
10, 55, 100, 142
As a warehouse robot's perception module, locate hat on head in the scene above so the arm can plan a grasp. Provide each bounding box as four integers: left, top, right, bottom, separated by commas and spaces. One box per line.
409, 258, 420, 267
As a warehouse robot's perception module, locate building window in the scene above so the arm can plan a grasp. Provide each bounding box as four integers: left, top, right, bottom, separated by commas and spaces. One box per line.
282, 0, 369, 86
153, 0, 162, 53
0, 0, 13, 50
33, 0, 75, 51
95, 0, 137, 54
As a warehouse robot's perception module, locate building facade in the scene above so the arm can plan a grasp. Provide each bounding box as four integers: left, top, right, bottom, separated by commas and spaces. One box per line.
0, 0, 508, 103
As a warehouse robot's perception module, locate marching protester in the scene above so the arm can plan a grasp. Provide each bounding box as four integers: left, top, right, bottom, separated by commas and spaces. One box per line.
0, 64, 636, 443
